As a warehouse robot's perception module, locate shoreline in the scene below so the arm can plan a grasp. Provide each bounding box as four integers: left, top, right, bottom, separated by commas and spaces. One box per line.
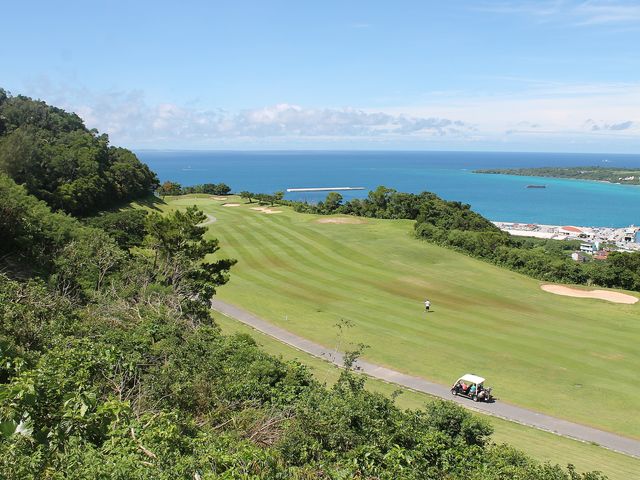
474, 170, 640, 188
492, 221, 640, 250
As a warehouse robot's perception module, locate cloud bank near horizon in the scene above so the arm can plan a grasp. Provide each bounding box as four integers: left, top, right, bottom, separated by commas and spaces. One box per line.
15, 82, 640, 151
27, 88, 474, 144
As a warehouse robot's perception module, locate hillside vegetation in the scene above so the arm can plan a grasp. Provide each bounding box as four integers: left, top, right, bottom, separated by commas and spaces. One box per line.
0, 89, 158, 215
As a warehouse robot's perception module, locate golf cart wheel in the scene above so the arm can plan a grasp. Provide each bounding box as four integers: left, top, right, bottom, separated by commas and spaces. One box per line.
472, 395, 478, 402
451, 388, 457, 396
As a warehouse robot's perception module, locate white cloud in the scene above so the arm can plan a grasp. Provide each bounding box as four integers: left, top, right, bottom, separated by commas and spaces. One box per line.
476, 1, 640, 27
586, 119, 635, 131
386, 81, 640, 134
15, 79, 640, 151
574, 1, 640, 26
16, 82, 474, 147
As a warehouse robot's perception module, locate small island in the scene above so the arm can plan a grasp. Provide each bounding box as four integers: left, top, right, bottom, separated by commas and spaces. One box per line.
475, 166, 640, 185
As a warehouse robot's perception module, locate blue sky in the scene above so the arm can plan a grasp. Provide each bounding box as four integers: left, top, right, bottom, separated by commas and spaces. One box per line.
2, 0, 640, 152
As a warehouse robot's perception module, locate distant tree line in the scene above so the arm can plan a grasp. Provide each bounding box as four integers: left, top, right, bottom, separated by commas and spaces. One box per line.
289, 186, 640, 292
157, 181, 289, 207
0, 89, 159, 215
156, 180, 231, 196
475, 166, 640, 185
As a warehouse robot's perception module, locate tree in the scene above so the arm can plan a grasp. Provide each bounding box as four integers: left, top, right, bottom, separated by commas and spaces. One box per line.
240, 191, 253, 203
144, 206, 236, 315
0, 92, 158, 214
324, 192, 343, 212
272, 191, 285, 206
53, 229, 125, 296
0, 173, 83, 269
85, 209, 148, 249
157, 180, 182, 196
210, 182, 231, 195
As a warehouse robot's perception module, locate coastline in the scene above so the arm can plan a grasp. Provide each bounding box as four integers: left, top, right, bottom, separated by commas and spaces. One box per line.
492, 221, 640, 251
139, 150, 640, 228
474, 170, 640, 187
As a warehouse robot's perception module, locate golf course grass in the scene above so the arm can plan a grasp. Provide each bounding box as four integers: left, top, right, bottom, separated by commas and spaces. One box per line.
216, 313, 640, 480
153, 195, 640, 439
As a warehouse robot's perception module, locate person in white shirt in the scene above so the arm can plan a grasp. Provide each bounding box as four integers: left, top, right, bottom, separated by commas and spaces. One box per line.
424, 299, 431, 312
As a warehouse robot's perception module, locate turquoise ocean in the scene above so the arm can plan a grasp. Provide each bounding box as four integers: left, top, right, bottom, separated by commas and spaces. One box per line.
137, 150, 640, 228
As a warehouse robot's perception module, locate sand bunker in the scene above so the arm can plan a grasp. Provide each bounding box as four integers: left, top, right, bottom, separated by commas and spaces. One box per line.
251, 207, 282, 214
210, 196, 228, 201
540, 284, 638, 304
316, 217, 367, 224
222, 203, 241, 207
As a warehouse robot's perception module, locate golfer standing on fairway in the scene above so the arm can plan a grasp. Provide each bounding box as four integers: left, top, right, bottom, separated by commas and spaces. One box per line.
424, 299, 431, 312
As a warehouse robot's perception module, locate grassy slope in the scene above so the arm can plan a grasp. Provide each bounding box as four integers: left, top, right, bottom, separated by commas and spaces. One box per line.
217, 313, 640, 480
155, 195, 640, 438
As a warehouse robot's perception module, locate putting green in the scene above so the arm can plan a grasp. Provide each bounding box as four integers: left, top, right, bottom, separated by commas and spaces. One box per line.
157, 195, 640, 438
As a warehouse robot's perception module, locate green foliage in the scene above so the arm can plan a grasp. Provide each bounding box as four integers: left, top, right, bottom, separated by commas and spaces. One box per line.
157, 181, 232, 196
415, 221, 640, 291
157, 180, 183, 196
290, 186, 497, 228
145, 206, 237, 315
85, 209, 149, 249
52, 229, 125, 297
0, 173, 84, 269
240, 190, 254, 203
182, 182, 232, 195
0, 272, 606, 478
0, 90, 158, 215
252, 191, 285, 206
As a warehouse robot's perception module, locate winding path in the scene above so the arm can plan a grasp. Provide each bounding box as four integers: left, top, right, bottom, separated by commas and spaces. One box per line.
198, 214, 217, 226
211, 298, 640, 459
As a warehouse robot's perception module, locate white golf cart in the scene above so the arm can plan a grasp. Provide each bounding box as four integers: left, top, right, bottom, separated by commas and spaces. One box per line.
451, 373, 493, 402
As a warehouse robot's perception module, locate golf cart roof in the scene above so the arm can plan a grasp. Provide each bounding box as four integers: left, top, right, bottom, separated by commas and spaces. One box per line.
458, 374, 485, 384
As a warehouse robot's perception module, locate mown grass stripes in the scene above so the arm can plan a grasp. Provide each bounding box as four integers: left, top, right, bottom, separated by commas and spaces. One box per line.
158, 196, 640, 437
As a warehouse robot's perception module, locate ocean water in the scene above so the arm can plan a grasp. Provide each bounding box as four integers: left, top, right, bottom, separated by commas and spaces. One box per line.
136, 150, 640, 228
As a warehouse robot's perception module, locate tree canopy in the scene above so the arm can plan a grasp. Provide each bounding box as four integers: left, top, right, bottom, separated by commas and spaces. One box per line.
0, 89, 158, 215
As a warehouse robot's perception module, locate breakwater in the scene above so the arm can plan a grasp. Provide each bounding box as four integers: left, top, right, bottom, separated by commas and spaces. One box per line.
286, 186, 365, 192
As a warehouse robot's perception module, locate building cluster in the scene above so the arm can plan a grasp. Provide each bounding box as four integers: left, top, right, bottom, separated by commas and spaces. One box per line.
493, 222, 640, 262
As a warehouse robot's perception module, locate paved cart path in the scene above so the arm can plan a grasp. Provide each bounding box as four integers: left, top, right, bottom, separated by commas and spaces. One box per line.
211, 298, 640, 459
198, 214, 217, 226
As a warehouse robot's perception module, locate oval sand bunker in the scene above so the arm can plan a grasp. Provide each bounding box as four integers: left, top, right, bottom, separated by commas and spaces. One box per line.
251, 207, 282, 214
541, 284, 638, 304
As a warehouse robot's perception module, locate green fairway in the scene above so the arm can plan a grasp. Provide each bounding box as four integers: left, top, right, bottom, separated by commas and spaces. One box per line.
157, 195, 640, 438
216, 313, 640, 480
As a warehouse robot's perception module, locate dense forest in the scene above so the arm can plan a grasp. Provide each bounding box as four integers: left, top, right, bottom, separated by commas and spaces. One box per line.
289, 187, 640, 291
0, 93, 606, 478
474, 166, 640, 185
0, 89, 158, 215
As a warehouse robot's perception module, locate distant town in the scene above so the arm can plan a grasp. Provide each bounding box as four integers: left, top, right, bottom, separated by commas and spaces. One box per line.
494, 222, 640, 261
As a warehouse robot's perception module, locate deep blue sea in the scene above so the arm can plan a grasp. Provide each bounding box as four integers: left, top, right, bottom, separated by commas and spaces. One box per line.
136, 150, 640, 228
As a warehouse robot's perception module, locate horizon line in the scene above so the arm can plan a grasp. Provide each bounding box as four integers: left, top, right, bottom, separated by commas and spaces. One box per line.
132, 148, 640, 156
